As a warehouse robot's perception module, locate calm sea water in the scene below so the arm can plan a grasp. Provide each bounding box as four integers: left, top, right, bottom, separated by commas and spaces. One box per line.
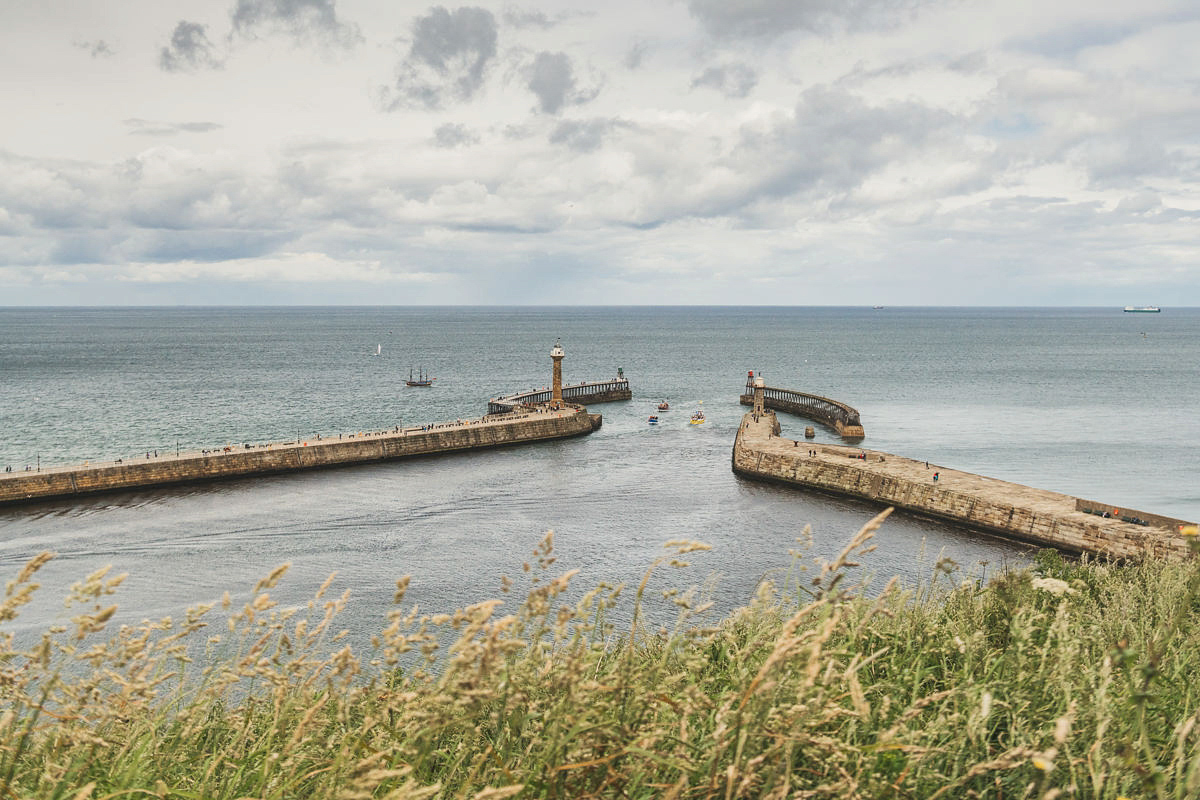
1, 307, 1196, 645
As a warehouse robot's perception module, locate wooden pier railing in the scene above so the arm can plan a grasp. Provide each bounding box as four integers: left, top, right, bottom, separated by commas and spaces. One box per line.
739, 375, 864, 439
489, 379, 631, 414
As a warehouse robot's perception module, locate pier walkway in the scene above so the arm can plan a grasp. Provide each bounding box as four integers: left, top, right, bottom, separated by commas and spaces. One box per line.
0, 405, 601, 507
732, 409, 1192, 559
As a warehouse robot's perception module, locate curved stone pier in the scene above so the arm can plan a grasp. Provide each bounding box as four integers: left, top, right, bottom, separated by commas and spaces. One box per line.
731, 409, 1192, 560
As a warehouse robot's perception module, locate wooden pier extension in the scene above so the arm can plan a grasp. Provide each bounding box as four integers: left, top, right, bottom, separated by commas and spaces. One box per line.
731, 410, 1193, 560
489, 378, 631, 414
0, 406, 601, 508
738, 374, 864, 439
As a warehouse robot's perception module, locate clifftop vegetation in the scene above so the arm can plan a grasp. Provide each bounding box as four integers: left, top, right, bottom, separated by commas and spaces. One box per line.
3, 511, 1199, 799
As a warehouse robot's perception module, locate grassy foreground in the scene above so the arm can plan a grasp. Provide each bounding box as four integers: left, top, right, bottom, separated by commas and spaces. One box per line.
3, 511, 1200, 799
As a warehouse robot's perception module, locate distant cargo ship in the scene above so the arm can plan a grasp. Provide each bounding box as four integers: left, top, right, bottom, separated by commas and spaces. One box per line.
1124, 306, 1161, 313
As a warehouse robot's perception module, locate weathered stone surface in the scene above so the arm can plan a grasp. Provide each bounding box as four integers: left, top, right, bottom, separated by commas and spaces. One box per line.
732, 411, 1192, 560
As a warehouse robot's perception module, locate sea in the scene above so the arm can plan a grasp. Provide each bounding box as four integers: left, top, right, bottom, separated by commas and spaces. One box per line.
1, 306, 1197, 648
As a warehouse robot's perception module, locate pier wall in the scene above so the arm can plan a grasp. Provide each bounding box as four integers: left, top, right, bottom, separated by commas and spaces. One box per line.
732, 412, 1189, 560
0, 410, 601, 507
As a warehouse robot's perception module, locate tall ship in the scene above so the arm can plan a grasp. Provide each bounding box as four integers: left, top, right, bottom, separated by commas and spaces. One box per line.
405, 367, 435, 387
1123, 306, 1161, 313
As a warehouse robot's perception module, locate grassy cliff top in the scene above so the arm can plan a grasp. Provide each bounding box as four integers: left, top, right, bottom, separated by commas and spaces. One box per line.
3, 512, 1199, 799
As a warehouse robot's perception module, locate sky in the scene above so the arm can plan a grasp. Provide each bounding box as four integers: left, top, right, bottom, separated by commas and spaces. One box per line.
1, 0, 1198, 306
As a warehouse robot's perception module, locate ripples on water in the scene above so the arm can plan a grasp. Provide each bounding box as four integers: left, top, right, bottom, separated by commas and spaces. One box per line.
1, 306, 1197, 646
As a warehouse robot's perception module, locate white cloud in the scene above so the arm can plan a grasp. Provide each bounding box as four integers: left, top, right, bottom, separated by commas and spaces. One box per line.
0, 0, 1198, 304
116, 252, 435, 284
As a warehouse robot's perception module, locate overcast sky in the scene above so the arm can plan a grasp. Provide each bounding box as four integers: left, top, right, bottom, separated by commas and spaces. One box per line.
1, 0, 1198, 306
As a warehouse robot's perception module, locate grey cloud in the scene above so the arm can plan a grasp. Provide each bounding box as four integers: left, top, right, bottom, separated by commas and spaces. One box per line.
0, 149, 302, 271
529, 52, 573, 114
1074, 134, 1181, 190
624, 41, 647, 70
502, 123, 536, 140
691, 63, 757, 98
549, 118, 630, 152
502, 7, 592, 29
980, 66, 1200, 192
642, 84, 967, 227
688, 0, 927, 39
133, 231, 293, 264
74, 39, 114, 58
502, 8, 553, 29
177, 122, 223, 133
768, 85, 956, 194
386, 6, 498, 110
527, 51, 599, 114
1115, 193, 1162, 215
124, 119, 224, 137
433, 123, 481, 148
948, 51, 987, 74
1007, 20, 1140, 58
159, 21, 224, 72
231, 0, 361, 47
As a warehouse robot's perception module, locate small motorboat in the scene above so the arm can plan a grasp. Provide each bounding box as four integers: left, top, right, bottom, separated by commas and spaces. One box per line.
657, 401, 669, 410
689, 410, 705, 425
648, 415, 659, 424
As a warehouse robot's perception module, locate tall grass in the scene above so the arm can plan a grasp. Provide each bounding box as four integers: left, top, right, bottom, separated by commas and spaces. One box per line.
3, 511, 1200, 799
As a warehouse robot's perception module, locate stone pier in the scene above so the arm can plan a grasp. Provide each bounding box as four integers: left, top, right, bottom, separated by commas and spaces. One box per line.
1, 342, 609, 508
1, 406, 602, 508
731, 409, 1193, 560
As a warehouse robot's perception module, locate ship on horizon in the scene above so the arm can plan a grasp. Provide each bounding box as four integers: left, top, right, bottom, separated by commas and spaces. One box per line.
1123, 306, 1161, 313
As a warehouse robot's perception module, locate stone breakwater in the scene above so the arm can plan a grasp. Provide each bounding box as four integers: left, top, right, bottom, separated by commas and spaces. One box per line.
732, 411, 1193, 559
0, 407, 602, 507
